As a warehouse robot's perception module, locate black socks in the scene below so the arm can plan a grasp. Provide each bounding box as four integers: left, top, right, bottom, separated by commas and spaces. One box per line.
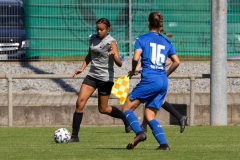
110, 106, 129, 126
71, 112, 83, 137
162, 101, 182, 121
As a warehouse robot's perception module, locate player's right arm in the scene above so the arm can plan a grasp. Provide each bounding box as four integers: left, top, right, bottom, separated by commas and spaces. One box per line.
128, 49, 141, 78
72, 48, 91, 77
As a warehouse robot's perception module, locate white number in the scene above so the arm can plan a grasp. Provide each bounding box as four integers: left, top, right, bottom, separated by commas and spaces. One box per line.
150, 43, 165, 68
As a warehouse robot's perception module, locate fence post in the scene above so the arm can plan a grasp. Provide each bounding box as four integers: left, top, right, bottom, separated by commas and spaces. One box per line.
128, 0, 132, 56
189, 76, 195, 126
7, 76, 13, 127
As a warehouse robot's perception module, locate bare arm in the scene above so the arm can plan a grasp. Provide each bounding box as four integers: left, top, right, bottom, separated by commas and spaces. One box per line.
165, 58, 172, 67
108, 41, 122, 67
135, 61, 142, 72
128, 49, 141, 77
72, 48, 91, 77
166, 54, 180, 77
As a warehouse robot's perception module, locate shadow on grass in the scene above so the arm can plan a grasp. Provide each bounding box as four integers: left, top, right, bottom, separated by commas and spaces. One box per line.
97, 147, 128, 150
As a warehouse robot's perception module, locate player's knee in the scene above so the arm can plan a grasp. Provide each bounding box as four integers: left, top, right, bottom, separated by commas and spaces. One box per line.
98, 108, 106, 114
98, 106, 109, 114
75, 99, 85, 111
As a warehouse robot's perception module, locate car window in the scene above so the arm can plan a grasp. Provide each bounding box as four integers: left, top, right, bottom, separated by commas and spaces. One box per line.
0, 5, 24, 27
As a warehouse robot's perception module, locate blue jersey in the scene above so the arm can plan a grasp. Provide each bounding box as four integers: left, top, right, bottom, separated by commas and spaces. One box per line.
129, 32, 176, 109
134, 32, 176, 79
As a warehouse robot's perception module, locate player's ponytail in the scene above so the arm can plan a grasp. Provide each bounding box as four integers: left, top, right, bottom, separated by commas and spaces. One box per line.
149, 12, 173, 38
158, 13, 173, 38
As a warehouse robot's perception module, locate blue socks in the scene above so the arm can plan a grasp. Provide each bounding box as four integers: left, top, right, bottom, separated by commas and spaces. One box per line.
123, 110, 168, 145
124, 110, 142, 134
149, 119, 167, 145
124, 110, 167, 145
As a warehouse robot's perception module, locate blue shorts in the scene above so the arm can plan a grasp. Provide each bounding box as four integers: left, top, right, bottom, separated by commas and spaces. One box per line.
129, 76, 168, 110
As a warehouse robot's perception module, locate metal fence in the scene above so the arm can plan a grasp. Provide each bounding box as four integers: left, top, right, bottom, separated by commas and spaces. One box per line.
2, 73, 240, 127
1, 0, 240, 61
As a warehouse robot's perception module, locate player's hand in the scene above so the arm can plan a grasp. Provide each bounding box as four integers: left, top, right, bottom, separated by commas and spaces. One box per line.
72, 69, 83, 78
128, 70, 140, 76
108, 50, 115, 56
134, 70, 141, 75
108, 47, 115, 56
128, 71, 134, 79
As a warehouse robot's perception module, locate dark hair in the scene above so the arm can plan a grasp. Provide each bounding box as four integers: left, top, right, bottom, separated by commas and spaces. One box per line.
96, 18, 111, 27
148, 12, 173, 38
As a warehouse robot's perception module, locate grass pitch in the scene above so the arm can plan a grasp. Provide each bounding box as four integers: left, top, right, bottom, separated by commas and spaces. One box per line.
0, 126, 240, 160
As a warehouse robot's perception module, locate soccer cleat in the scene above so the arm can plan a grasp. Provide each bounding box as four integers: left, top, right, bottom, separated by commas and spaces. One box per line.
141, 125, 147, 133
156, 145, 170, 150
126, 133, 147, 149
125, 125, 132, 133
68, 136, 80, 142
179, 116, 188, 133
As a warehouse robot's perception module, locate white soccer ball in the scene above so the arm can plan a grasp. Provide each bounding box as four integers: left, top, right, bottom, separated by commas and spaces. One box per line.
53, 128, 71, 143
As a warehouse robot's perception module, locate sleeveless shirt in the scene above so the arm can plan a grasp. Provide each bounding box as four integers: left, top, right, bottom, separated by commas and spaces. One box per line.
87, 34, 116, 82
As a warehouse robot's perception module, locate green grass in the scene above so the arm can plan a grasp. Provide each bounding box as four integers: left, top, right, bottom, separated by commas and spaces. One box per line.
0, 126, 240, 160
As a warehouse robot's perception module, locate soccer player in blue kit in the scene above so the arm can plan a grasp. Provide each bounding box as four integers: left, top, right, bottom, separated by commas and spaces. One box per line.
122, 12, 180, 150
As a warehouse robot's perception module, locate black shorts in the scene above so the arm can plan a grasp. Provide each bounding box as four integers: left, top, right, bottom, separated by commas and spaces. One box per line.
82, 75, 114, 95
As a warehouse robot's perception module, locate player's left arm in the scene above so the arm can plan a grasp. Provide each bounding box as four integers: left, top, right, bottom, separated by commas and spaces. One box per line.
109, 41, 122, 67
165, 58, 172, 67
166, 54, 180, 76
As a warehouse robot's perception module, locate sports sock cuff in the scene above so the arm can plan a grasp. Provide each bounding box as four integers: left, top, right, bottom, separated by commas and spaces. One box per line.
123, 110, 133, 118
74, 112, 83, 115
